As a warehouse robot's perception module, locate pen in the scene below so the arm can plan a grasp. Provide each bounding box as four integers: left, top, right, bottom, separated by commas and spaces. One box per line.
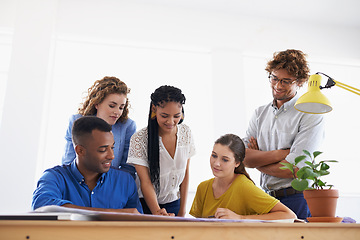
208, 215, 215, 218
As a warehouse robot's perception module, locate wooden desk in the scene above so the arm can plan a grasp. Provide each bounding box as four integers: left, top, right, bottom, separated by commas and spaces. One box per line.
1, 220, 359, 240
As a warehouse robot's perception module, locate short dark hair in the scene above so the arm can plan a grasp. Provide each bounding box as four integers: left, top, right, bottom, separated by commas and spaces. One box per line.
72, 116, 112, 145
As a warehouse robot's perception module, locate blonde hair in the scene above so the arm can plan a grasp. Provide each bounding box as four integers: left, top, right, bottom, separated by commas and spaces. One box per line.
78, 76, 130, 123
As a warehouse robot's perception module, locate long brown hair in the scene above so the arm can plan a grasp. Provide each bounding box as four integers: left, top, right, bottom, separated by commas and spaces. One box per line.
215, 134, 254, 184
78, 76, 130, 123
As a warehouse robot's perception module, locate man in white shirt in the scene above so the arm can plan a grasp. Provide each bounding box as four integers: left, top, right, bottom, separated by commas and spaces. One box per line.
243, 49, 324, 220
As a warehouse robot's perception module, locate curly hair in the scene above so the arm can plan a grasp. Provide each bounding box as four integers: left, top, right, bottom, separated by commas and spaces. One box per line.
78, 76, 131, 123
147, 85, 186, 194
265, 49, 310, 87
215, 134, 254, 184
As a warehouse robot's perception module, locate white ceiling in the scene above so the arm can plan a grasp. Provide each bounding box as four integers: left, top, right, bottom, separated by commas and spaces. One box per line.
132, 0, 360, 28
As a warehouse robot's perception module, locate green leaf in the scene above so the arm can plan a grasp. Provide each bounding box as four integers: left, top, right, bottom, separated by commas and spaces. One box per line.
317, 179, 326, 187
297, 167, 316, 179
303, 150, 311, 158
320, 163, 330, 171
296, 168, 305, 179
304, 161, 315, 168
306, 167, 317, 177
280, 162, 293, 168
292, 150, 337, 190
291, 179, 309, 191
323, 160, 338, 163
307, 176, 315, 180
313, 151, 323, 158
313, 163, 321, 169
279, 162, 294, 174
311, 182, 319, 189
295, 155, 306, 165
318, 170, 330, 176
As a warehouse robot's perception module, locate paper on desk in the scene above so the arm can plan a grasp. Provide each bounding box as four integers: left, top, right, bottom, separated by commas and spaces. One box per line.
34, 205, 295, 222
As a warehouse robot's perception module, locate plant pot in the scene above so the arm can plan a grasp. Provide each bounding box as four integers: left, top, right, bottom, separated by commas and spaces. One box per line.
303, 189, 339, 217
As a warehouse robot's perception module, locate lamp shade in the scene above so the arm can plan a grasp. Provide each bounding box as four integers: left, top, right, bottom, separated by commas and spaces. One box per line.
294, 74, 332, 114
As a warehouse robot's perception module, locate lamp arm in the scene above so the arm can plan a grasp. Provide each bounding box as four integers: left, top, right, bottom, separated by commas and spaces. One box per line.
333, 80, 360, 96
317, 72, 335, 89
319, 78, 336, 89
315, 72, 360, 96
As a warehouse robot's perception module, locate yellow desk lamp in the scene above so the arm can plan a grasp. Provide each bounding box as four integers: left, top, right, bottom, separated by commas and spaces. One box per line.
294, 72, 360, 114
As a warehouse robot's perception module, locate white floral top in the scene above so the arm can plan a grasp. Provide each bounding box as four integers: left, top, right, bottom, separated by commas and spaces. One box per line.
127, 124, 196, 204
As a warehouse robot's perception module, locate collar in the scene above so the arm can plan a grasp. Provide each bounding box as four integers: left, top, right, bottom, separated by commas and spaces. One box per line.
70, 159, 107, 185
272, 93, 299, 111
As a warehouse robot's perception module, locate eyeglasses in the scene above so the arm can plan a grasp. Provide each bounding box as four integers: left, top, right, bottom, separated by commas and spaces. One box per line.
268, 74, 297, 87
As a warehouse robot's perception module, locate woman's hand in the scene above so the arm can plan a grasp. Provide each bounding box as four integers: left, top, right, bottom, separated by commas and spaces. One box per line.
154, 208, 175, 217
214, 208, 243, 219
177, 208, 186, 217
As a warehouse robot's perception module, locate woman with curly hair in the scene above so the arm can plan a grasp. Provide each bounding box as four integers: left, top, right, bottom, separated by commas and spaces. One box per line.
62, 76, 136, 178
127, 85, 195, 217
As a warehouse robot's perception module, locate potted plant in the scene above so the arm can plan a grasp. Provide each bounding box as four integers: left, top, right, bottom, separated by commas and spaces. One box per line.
280, 150, 339, 219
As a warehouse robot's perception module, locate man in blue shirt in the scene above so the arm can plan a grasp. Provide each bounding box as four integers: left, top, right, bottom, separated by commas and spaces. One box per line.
32, 116, 143, 213
243, 49, 324, 220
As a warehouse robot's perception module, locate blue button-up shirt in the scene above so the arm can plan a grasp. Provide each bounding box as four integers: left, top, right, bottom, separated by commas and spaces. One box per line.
32, 161, 143, 213
243, 94, 325, 191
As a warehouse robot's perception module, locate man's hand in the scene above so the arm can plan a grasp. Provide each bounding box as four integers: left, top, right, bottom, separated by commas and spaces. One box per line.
113, 208, 140, 214
256, 160, 297, 178
244, 146, 290, 169
247, 136, 259, 150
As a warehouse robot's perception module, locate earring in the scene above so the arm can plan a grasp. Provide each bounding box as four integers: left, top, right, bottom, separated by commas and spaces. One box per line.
151, 111, 156, 119
181, 113, 184, 120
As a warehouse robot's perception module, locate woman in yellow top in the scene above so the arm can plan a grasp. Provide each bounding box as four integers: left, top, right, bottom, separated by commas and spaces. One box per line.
190, 134, 296, 220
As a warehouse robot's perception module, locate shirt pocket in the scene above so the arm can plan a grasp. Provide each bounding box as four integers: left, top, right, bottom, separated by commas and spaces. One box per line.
276, 130, 297, 149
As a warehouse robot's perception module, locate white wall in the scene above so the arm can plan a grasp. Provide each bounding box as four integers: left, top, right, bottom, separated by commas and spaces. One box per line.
0, 0, 359, 220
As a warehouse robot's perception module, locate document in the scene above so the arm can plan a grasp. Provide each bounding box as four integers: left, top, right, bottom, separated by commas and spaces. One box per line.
33, 205, 295, 222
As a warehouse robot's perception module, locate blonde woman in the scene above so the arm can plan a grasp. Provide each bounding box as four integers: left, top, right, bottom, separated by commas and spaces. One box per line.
62, 76, 136, 178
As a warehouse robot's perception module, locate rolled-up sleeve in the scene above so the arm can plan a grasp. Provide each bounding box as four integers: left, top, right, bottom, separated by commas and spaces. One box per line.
285, 114, 324, 167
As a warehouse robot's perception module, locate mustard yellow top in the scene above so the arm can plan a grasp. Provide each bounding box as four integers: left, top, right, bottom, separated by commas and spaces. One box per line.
190, 174, 279, 218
